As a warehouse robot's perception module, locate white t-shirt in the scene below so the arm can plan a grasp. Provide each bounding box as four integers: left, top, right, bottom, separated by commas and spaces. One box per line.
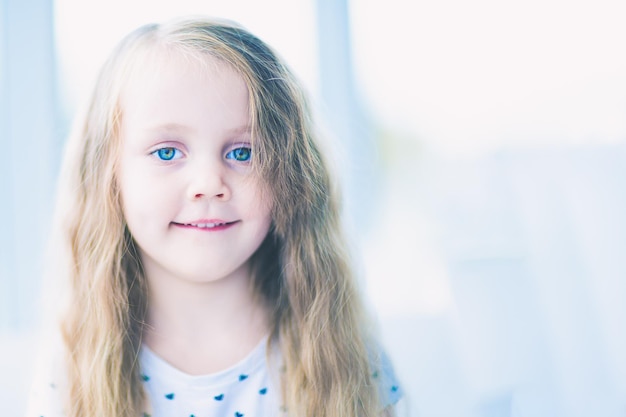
26, 337, 402, 417
140, 338, 282, 417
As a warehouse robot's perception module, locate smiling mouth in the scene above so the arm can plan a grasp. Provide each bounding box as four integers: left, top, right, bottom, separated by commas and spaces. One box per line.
172, 221, 238, 230
186, 222, 227, 228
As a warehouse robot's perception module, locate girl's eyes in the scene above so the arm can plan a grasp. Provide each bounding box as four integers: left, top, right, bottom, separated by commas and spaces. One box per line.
225, 147, 252, 162
152, 147, 183, 161
150, 145, 251, 163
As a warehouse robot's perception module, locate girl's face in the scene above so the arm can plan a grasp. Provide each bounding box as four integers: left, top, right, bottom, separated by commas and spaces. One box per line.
117, 51, 272, 285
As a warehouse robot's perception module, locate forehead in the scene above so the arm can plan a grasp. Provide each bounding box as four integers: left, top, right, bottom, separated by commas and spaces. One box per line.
119, 46, 251, 129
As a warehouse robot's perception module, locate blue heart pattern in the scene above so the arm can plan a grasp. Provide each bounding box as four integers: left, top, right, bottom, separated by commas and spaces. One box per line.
144, 372, 267, 414
139, 361, 404, 417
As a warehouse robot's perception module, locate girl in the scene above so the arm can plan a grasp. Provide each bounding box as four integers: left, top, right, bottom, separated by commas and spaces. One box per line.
27, 16, 401, 417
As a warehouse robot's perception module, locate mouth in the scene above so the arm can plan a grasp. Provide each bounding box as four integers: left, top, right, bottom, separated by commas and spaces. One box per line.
184, 221, 228, 228
172, 220, 238, 230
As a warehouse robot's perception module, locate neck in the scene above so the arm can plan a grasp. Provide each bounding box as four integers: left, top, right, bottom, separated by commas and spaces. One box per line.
142, 263, 270, 374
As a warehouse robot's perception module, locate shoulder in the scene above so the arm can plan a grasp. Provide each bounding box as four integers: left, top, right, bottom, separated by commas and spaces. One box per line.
369, 343, 403, 409
24, 329, 68, 417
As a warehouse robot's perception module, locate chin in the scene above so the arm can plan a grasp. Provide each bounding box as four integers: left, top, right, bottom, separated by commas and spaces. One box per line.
178, 264, 249, 285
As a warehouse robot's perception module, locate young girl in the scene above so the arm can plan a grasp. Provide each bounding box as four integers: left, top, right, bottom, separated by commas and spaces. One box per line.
27, 16, 401, 417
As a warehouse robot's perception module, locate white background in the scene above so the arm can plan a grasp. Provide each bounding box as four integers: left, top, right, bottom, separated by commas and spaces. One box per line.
2, 0, 626, 416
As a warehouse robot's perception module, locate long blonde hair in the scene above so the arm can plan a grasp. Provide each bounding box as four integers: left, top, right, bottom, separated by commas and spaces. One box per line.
59, 17, 380, 417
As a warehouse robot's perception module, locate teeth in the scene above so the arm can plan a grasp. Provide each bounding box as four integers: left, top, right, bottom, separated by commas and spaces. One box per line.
187, 222, 225, 228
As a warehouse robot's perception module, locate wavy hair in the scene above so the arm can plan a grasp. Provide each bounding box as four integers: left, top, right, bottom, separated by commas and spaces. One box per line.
59, 17, 380, 417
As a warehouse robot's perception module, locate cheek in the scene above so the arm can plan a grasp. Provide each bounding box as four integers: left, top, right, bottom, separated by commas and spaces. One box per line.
246, 180, 274, 220
118, 166, 141, 212
117, 160, 169, 223
237, 180, 273, 239
118, 175, 146, 233
248, 177, 273, 207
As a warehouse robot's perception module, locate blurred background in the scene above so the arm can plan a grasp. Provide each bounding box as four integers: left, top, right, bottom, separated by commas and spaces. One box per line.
1, 0, 625, 416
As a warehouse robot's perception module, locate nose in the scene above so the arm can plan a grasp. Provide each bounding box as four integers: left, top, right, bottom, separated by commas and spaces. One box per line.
186, 160, 231, 201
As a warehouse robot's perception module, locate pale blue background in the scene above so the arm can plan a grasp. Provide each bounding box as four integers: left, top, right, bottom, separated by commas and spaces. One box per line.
1, 0, 625, 416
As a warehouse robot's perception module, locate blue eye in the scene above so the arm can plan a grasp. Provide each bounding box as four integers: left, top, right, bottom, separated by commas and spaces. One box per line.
226, 147, 252, 162
153, 147, 182, 161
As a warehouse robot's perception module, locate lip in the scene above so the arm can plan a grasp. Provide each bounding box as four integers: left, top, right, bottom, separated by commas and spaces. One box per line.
172, 219, 239, 231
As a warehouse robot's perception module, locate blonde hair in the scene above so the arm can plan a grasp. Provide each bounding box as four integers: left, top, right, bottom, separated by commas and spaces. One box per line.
59, 17, 381, 417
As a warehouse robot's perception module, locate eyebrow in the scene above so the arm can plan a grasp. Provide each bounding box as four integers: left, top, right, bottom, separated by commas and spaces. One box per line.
145, 123, 194, 134
145, 123, 252, 135
226, 125, 253, 135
